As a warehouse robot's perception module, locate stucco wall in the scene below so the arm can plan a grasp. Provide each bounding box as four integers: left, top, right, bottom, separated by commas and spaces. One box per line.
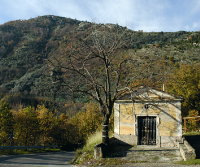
119, 103, 135, 135
114, 100, 182, 147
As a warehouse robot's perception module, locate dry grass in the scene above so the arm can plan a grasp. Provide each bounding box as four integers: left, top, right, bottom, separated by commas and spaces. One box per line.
84, 131, 102, 151
72, 130, 115, 165
74, 131, 102, 164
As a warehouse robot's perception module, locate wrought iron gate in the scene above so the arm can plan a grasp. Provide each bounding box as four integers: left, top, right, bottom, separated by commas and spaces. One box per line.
138, 117, 156, 145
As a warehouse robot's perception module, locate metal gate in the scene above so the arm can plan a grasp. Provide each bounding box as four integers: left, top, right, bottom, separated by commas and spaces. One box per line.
138, 117, 156, 145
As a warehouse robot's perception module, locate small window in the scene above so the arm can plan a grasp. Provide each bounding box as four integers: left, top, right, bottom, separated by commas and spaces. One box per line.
144, 104, 149, 109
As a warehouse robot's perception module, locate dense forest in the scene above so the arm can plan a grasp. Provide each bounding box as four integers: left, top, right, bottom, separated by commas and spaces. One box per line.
0, 15, 200, 147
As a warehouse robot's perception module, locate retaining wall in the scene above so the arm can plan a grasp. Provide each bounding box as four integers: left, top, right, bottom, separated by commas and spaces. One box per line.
179, 138, 196, 161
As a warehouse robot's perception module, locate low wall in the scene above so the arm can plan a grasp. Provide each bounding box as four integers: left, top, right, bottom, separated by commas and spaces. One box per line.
114, 134, 183, 147
94, 137, 118, 159
94, 143, 107, 159
179, 138, 196, 161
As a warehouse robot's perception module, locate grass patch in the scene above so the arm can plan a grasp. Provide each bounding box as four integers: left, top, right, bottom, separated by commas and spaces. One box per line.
183, 131, 200, 136
82, 130, 102, 153
175, 159, 200, 165
0, 148, 61, 155
71, 131, 141, 166
73, 131, 102, 165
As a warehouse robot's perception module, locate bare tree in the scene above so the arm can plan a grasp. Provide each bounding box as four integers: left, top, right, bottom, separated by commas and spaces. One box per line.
48, 24, 162, 146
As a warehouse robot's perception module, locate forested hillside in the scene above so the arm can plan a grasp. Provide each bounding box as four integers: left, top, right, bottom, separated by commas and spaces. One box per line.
0, 16, 80, 97
0, 15, 199, 99
0, 15, 200, 148
0, 15, 200, 110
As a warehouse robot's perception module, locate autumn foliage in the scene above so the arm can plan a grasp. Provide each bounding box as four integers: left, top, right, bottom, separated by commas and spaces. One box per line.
187, 110, 200, 131
165, 64, 200, 131
0, 101, 103, 148
166, 64, 200, 117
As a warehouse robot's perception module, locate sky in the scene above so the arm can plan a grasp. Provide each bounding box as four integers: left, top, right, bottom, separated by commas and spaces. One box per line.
0, 0, 200, 32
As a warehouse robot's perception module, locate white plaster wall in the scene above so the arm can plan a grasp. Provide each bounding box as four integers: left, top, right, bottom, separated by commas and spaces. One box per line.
114, 103, 120, 134
114, 100, 182, 147
176, 102, 182, 137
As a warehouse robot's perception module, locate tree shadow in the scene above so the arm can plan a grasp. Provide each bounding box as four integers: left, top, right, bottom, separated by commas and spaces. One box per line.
105, 138, 134, 158
184, 135, 200, 159
107, 145, 133, 158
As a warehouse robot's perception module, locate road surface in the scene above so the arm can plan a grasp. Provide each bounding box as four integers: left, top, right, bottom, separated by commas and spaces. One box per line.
0, 151, 76, 167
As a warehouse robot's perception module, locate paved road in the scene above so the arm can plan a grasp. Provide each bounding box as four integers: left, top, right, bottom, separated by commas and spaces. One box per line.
0, 151, 76, 167
110, 163, 200, 167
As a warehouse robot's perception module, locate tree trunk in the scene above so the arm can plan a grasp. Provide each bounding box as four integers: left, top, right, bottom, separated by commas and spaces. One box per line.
102, 114, 109, 145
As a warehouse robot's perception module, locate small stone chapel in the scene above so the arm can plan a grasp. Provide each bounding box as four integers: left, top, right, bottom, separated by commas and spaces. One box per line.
114, 86, 183, 147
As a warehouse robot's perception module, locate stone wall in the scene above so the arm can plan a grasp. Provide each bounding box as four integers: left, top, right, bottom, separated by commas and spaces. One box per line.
114, 100, 182, 147
113, 133, 137, 145
179, 138, 196, 161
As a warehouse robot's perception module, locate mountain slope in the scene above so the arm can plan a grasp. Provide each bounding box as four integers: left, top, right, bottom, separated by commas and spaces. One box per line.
0, 15, 199, 100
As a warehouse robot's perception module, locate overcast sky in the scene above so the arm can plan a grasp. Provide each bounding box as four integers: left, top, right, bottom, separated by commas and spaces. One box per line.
0, 0, 200, 32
